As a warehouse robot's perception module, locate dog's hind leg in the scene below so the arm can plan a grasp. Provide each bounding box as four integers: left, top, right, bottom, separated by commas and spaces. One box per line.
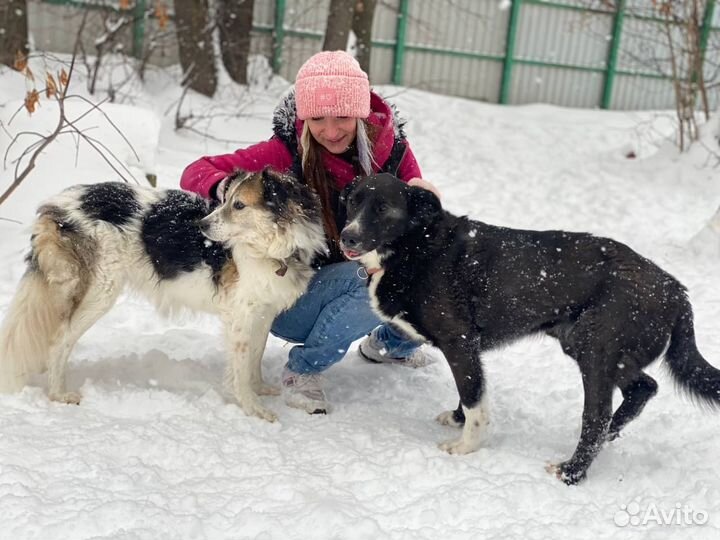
47, 280, 121, 404
606, 363, 658, 441
436, 337, 489, 455
548, 342, 615, 484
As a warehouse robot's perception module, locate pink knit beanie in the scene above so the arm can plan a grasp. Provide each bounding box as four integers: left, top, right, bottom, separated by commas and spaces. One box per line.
295, 51, 371, 120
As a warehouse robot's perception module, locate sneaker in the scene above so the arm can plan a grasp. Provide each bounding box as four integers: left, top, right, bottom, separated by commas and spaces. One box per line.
358, 331, 431, 368
281, 366, 329, 414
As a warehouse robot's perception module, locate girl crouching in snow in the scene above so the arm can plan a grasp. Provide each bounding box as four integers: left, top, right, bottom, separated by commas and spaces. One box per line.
181, 50, 440, 414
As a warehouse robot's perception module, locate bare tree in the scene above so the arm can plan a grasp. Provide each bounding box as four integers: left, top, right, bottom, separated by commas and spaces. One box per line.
0, 0, 29, 68
1, 16, 140, 206
323, 0, 355, 51
656, 0, 711, 150
352, 0, 377, 73
175, 0, 218, 97
217, 0, 255, 84
584, 0, 716, 151
86, 10, 134, 95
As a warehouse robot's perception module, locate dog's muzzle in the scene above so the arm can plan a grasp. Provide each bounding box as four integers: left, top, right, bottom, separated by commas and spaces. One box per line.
339, 228, 364, 260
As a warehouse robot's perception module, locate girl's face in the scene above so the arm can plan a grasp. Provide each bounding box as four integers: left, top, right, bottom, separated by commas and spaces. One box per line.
305, 116, 357, 154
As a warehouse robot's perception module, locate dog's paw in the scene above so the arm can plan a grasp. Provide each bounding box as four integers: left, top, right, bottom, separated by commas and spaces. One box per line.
545, 461, 586, 485
435, 410, 464, 428
49, 391, 82, 405
438, 437, 480, 455
255, 383, 281, 396
240, 399, 278, 423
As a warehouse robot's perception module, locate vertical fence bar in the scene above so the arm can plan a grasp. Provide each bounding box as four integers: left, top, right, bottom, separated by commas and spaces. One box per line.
499, 0, 521, 104
393, 0, 410, 85
273, 0, 286, 74
695, 0, 716, 115
131, 0, 146, 59
601, 0, 625, 109
699, 0, 716, 52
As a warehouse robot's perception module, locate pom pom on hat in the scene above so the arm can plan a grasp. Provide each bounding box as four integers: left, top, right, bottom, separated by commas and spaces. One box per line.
295, 51, 371, 120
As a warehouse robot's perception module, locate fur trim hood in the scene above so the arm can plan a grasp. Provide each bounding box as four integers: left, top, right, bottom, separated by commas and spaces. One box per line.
272, 89, 407, 149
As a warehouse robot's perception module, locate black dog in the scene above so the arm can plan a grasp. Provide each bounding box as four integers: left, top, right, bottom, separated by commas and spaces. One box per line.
339, 173, 720, 485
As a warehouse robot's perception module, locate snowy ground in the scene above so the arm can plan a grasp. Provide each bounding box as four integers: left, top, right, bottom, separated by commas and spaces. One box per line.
1, 57, 719, 540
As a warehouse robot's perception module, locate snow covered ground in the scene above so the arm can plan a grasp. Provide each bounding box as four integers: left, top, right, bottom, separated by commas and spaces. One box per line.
1, 57, 719, 540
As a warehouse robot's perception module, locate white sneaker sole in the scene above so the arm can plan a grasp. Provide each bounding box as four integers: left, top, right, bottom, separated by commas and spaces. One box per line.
283, 390, 330, 415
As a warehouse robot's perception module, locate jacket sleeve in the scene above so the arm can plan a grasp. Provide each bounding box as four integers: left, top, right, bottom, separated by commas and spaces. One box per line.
180, 138, 294, 199
395, 140, 422, 182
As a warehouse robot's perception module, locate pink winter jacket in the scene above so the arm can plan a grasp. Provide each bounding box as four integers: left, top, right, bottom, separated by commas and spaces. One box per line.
180, 92, 421, 199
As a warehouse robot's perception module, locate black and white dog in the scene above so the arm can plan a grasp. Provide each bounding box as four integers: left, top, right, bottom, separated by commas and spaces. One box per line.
0, 169, 326, 422
339, 173, 720, 484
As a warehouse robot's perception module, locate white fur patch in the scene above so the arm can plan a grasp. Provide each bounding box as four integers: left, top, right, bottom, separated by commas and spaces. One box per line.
439, 398, 489, 455
359, 249, 382, 271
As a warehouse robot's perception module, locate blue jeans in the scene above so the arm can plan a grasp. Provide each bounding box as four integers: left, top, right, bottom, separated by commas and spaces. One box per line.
271, 261, 420, 374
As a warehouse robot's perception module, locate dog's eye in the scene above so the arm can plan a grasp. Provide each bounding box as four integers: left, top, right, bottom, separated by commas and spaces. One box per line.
233, 201, 245, 211
377, 202, 389, 213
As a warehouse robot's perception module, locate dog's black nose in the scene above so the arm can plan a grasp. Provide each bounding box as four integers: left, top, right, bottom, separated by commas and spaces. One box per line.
340, 229, 360, 249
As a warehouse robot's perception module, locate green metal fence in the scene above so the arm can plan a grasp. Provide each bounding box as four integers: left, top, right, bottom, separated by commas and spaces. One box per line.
263, 0, 720, 110
32, 0, 720, 110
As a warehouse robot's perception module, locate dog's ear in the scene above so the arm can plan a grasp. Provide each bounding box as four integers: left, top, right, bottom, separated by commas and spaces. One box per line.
338, 176, 363, 228
338, 176, 362, 211
407, 184, 442, 230
262, 168, 291, 215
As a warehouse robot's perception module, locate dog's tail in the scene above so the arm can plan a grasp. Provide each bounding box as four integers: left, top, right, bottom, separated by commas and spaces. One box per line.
0, 212, 84, 393
664, 295, 720, 409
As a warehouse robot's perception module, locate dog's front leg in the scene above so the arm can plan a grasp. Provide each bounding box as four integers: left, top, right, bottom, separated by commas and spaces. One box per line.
436, 337, 489, 455
248, 308, 280, 397
222, 308, 277, 422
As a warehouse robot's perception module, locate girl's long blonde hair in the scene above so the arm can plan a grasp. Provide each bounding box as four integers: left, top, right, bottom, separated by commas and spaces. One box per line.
300, 119, 376, 260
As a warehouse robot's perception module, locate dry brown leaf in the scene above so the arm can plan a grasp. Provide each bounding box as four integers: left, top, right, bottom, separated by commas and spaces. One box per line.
24, 90, 40, 114
46, 73, 58, 98
59, 68, 69, 89
119, 0, 131, 10
156, 2, 169, 31
13, 50, 27, 72
25, 65, 35, 83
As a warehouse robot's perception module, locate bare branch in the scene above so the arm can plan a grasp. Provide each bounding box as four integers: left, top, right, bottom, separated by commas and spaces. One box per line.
0, 10, 140, 205
65, 94, 140, 163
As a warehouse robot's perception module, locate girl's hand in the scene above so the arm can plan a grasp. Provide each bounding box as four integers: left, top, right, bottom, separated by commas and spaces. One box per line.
407, 177, 442, 200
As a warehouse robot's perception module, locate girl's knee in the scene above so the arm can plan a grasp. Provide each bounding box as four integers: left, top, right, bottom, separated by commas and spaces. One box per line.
313, 262, 368, 293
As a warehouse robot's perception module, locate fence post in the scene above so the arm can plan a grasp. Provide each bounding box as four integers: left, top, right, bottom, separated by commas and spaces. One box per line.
273, 0, 286, 74
392, 0, 409, 85
601, 0, 625, 110
499, 0, 521, 104
699, 0, 716, 54
131, 0, 146, 59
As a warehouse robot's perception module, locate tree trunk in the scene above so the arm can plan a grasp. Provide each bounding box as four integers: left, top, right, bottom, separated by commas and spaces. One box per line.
322, 0, 355, 51
175, 0, 217, 97
352, 0, 377, 74
217, 0, 254, 84
0, 0, 29, 68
